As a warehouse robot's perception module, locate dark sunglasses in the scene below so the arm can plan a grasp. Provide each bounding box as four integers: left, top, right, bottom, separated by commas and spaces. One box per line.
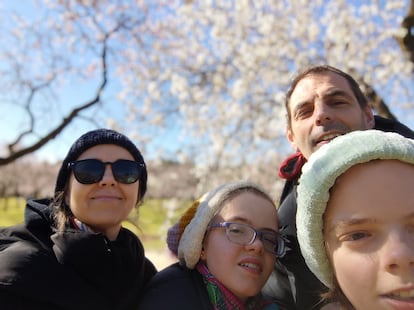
68, 159, 144, 184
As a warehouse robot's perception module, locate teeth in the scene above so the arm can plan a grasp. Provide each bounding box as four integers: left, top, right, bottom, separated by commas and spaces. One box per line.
391, 289, 414, 298
320, 133, 340, 141
241, 263, 259, 270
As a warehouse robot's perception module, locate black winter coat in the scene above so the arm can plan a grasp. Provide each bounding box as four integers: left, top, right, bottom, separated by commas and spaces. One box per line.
0, 198, 157, 310
138, 262, 212, 310
273, 116, 414, 310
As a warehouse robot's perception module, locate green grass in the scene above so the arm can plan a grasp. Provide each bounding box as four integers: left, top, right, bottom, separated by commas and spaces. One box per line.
0, 197, 191, 251
0, 197, 26, 226
129, 199, 191, 250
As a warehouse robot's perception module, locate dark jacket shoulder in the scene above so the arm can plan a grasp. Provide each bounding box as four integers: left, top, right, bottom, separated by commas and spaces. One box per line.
0, 198, 156, 310
374, 115, 414, 138
138, 262, 211, 310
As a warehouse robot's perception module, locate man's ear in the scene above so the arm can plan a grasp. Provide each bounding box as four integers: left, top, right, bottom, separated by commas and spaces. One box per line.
364, 106, 375, 129
286, 128, 298, 150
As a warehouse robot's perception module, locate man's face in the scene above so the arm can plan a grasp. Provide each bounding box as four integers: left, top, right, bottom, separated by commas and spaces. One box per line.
286, 72, 374, 159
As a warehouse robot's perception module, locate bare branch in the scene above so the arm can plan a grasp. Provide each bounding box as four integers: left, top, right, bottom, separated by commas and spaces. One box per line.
0, 40, 108, 166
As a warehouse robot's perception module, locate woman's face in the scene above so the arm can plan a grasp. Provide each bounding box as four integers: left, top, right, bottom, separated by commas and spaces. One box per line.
202, 191, 278, 302
66, 144, 140, 240
324, 160, 414, 310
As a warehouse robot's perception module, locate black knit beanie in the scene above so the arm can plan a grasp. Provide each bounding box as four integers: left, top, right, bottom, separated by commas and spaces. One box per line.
54, 128, 147, 199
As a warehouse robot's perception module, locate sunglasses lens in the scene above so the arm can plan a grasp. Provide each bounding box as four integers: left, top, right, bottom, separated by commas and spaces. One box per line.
71, 159, 104, 184
112, 160, 142, 184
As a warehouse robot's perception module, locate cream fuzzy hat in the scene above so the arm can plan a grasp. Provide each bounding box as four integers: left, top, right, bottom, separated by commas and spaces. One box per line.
296, 130, 414, 288
167, 180, 274, 269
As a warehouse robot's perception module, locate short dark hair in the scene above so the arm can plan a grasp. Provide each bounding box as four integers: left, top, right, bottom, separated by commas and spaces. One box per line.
284, 65, 368, 128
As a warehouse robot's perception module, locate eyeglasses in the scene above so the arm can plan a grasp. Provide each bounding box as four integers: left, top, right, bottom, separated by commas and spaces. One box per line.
208, 222, 285, 257
68, 159, 144, 184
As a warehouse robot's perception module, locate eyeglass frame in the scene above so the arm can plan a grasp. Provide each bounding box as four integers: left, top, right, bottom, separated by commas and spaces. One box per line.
208, 221, 286, 257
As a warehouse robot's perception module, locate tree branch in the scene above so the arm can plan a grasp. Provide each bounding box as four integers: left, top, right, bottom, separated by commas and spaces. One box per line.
0, 41, 108, 166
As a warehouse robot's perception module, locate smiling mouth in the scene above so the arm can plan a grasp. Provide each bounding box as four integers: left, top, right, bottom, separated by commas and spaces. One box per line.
92, 196, 121, 200
316, 133, 342, 144
239, 262, 262, 272
385, 289, 414, 300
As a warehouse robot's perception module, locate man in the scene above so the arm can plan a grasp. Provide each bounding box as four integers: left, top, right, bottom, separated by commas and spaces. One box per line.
272, 65, 414, 309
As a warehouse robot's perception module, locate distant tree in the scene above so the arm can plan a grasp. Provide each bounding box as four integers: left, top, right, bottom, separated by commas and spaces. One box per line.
396, 0, 414, 65
146, 160, 199, 199
0, 156, 58, 199
1, 0, 413, 197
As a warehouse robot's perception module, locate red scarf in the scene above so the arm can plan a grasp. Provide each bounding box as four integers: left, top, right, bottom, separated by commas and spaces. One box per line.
278, 152, 306, 181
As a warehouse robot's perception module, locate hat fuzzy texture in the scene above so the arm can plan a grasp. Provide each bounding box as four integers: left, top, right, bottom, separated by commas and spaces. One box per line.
296, 130, 414, 288
166, 199, 201, 255
54, 128, 147, 197
175, 180, 272, 269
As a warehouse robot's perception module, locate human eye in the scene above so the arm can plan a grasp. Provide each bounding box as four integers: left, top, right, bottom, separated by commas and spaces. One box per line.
340, 231, 371, 242
261, 231, 278, 243
327, 219, 378, 248
405, 221, 414, 236
294, 107, 313, 120
262, 234, 278, 251
228, 223, 247, 236
328, 96, 351, 107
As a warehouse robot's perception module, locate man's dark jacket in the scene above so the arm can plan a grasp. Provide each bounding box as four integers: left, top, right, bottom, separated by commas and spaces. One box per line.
0, 198, 157, 310
273, 116, 414, 309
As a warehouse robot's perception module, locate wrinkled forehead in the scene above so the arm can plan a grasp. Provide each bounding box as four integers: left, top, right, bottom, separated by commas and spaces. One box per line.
290, 72, 354, 107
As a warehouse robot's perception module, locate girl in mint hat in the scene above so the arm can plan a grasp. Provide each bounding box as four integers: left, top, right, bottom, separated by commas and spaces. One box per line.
296, 130, 414, 309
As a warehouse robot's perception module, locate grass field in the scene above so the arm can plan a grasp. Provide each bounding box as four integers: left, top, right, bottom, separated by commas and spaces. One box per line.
0, 197, 190, 253
0, 197, 26, 226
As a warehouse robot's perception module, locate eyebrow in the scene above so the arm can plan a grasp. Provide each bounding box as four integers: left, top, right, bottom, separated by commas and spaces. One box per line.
225, 216, 278, 233
327, 211, 414, 233
322, 89, 355, 100
291, 89, 354, 113
405, 212, 414, 222
292, 100, 311, 113
326, 218, 376, 233
226, 216, 250, 223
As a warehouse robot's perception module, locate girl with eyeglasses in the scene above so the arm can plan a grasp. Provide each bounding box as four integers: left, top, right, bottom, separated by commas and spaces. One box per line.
0, 129, 157, 310
138, 180, 284, 310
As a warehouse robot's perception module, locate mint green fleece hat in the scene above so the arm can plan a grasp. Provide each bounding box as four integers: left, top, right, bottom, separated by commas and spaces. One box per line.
296, 130, 414, 288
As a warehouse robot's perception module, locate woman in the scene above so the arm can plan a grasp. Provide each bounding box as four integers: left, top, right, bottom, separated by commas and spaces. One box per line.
139, 180, 284, 309
296, 130, 414, 309
0, 128, 157, 310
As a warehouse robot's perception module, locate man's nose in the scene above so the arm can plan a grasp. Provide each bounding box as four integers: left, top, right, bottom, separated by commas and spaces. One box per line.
314, 103, 333, 125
